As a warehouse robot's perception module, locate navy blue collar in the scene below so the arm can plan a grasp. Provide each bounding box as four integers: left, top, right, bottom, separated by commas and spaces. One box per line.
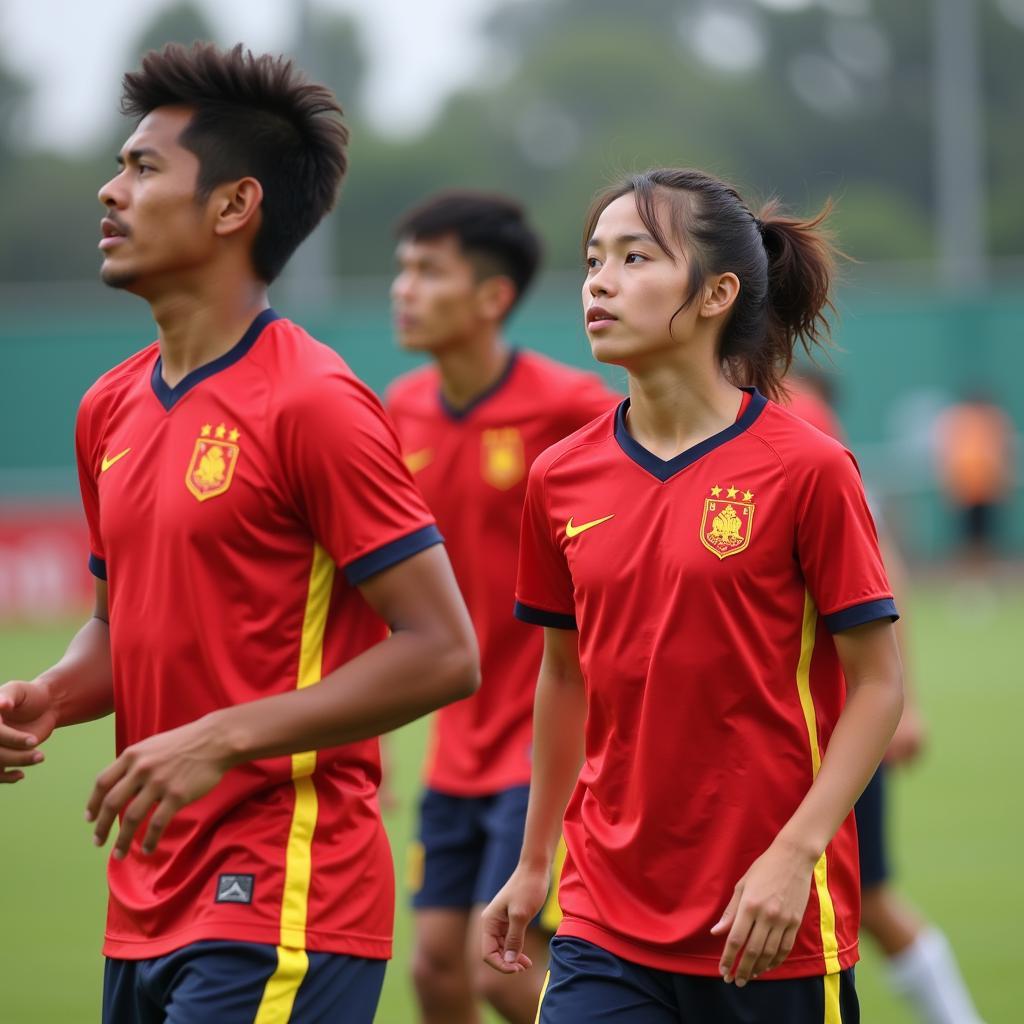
614, 386, 768, 481
440, 349, 519, 421
150, 308, 281, 411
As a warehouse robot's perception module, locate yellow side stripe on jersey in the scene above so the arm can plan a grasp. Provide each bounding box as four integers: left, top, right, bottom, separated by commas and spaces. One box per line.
539, 837, 567, 933
795, 589, 842, 975
254, 544, 335, 1020
824, 971, 843, 1023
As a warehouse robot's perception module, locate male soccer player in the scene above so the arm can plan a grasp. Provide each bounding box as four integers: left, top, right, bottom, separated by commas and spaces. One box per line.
386, 191, 617, 1024
787, 368, 986, 1024
0, 43, 478, 1024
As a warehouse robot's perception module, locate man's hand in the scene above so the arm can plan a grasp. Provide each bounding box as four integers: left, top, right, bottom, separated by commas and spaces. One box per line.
884, 702, 926, 766
481, 864, 548, 975
711, 837, 815, 986
0, 681, 58, 783
86, 716, 233, 859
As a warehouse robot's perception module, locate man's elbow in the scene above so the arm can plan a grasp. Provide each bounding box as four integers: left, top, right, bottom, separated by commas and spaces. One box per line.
435, 631, 481, 704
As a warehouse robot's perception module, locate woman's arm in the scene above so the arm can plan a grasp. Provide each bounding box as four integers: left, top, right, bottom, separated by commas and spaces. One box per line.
481, 626, 586, 974
714, 617, 903, 985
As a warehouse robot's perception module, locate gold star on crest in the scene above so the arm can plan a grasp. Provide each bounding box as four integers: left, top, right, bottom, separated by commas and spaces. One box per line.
710, 485, 722, 497
726, 486, 738, 498
215, 424, 226, 439
201, 424, 212, 437
743, 490, 754, 501
228, 428, 240, 443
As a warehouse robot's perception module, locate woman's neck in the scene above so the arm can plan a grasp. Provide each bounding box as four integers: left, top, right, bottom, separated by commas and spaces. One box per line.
624, 355, 742, 461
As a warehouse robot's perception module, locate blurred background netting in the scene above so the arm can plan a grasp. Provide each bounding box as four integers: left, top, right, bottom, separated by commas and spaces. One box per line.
0, 2, 1020, 1022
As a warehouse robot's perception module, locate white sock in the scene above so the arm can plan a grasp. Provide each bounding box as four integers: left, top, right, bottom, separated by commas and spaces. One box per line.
886, 927, 986, 1024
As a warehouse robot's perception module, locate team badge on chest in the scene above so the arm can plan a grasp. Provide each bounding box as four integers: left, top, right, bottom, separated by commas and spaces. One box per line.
185, 422, 241, 502
700, 484, 755, 559
481, 427, 525, 490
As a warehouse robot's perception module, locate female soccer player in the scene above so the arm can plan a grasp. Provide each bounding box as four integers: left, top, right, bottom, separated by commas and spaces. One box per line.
481, 169, 904, 1024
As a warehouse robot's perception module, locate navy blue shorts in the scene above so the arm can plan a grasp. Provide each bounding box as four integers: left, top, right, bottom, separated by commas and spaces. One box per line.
854, 765, 889, 888
103, 940, 385, 1024
537, 937, 859, 1024
409, 785, 560, 929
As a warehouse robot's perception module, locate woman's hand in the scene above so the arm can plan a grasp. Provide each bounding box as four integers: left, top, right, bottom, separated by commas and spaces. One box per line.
481, 863, 550, 974
711, 836, 816, 986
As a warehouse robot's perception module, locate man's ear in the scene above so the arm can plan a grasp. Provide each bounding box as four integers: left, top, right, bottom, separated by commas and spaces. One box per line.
476, 275, 518, 323
211, 177, 263, 238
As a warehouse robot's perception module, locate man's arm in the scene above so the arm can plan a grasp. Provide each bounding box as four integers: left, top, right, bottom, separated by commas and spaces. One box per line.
86, 544, 479, 858
0, 581, 114, 783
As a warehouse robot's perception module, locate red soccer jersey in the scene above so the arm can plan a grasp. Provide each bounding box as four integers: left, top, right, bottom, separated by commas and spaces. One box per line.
386, 350, 617, 795
75, 310, 441, 960
515, 388, 896, 978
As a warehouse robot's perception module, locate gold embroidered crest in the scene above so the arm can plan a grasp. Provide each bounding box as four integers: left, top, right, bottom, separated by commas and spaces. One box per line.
481, 428, 525, 490
185, 422, 241, 502
700, 485, 755, 559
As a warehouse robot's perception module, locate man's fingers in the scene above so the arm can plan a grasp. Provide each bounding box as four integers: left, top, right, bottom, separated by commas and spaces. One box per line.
0, 722, 38, 748
87, 761, 134, 846
0, 769, 25, 784
0, 746, 44, 769
112, 785, 163, 860
140, 795, 183, 856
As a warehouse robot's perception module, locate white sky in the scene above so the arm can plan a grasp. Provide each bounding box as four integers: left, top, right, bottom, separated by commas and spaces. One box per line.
0, 0, 514, 152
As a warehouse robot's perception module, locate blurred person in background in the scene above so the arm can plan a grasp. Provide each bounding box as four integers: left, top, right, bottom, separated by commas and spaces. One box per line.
787, 367, 987, 1024
482, 169, 903, 1023
0, 43, 479, 1024
387, 190, 618, 1024
934, 390, 1015, 574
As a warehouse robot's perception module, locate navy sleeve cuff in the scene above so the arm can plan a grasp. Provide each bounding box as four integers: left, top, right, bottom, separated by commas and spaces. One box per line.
343, 524, 444, 585
824, 597, 899, 634
514, 600, 577, 630
88, 554, 107, 580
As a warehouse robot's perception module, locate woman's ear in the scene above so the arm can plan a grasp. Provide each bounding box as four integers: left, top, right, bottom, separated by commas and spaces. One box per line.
701, 272, 740, 320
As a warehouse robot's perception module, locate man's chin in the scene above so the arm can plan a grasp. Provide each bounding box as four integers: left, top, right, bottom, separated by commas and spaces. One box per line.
99, 261, 141, 291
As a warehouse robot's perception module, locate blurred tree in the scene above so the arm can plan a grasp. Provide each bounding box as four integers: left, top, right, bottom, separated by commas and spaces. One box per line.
0, 59, 29, 169
309, 9, 368, 122
1, 0, 1021, 282
128, 1, 218, 65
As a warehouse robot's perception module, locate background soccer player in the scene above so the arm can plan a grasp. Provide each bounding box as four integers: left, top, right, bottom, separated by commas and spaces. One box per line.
387, 191, 618, 1024
0, 43, 479, 1024
482, 169, 905, 1023
786, 368, 987, 1024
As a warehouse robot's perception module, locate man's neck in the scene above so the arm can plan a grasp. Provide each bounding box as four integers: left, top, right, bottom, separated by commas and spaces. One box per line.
434, 332, 512, 411
151, 281, 270, 389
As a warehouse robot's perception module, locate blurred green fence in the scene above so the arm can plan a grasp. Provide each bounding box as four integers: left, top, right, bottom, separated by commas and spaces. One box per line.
3, 276, 1022, 559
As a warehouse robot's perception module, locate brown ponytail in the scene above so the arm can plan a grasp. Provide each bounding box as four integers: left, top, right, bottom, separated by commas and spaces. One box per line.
582, 170, 840, 400
754, 199, 837, 399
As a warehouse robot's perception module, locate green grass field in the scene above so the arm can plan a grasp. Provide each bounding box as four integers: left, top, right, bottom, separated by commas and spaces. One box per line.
2, 581, 1019, 1023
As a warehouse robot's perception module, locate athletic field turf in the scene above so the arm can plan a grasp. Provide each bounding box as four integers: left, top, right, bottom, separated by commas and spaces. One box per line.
2, 580, 1019, 1023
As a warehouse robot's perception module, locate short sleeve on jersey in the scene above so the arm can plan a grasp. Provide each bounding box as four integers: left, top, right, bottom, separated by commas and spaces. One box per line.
278, 373, 442, 584
75, 393, 107, 580
794, 444, 898, 633
514, 460, 577, 630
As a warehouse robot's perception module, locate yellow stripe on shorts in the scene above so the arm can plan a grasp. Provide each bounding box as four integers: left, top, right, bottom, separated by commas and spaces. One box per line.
534, 969, 551, 1024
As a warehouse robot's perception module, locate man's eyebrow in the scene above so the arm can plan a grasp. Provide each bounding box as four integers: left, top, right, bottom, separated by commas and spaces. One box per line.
116, 147, 161, 167
586, 232, 657, 248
